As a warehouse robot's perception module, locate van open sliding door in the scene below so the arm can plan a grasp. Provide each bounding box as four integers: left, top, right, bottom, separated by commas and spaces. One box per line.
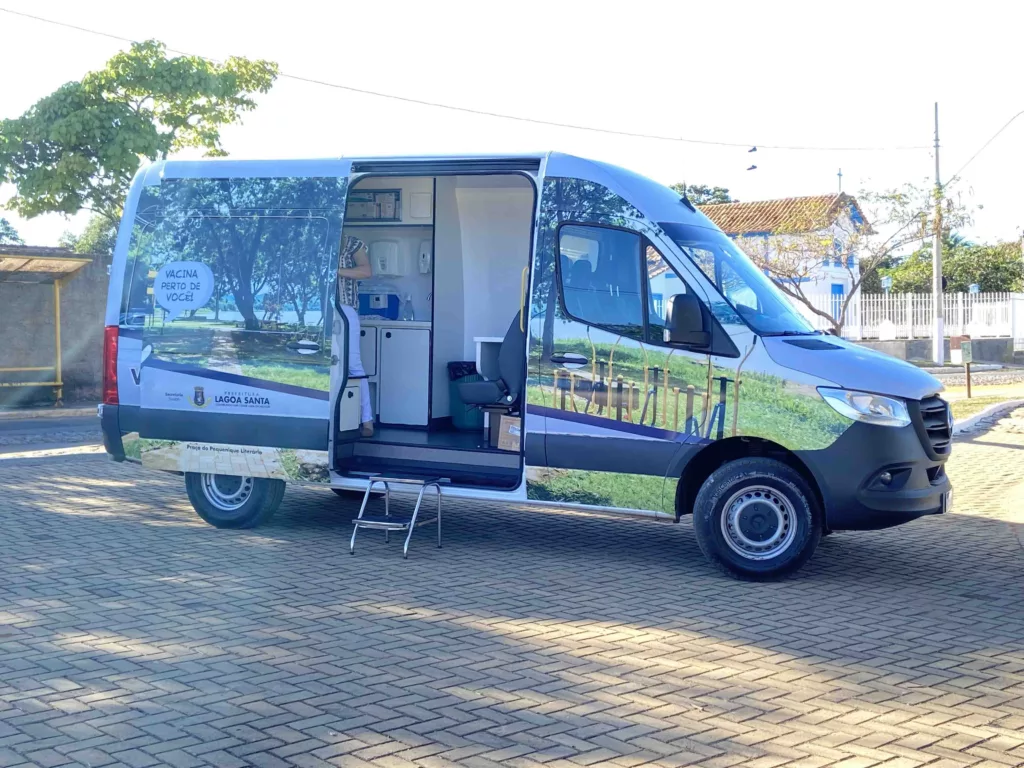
129, 160, 353, 483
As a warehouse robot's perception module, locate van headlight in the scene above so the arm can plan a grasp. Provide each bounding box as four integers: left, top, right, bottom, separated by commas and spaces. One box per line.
818, 388, 911, 428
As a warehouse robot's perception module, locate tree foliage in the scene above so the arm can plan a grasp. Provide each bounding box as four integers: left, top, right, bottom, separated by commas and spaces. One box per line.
0, 217, 23, 244
59, 216, 118, 260
738, 184, 974, 333
669, 183, 735, 205
0, 41, 278, 224
122, 176, 346, 331
879, 239, 1024, 294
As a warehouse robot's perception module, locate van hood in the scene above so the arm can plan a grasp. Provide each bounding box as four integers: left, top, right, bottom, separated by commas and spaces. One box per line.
761, 335, 943, 402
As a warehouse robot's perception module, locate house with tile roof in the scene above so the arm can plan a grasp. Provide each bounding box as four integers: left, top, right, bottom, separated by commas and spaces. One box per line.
698, 193, 869, 332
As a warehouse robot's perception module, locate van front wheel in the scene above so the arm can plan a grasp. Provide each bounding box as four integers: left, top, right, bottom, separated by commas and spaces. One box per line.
693, 458, 821, 580
185, 473, 285, 529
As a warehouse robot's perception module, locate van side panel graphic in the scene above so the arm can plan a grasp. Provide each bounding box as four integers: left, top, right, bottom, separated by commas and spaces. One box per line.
122, 174, 349, 479
525, 176, 852, 513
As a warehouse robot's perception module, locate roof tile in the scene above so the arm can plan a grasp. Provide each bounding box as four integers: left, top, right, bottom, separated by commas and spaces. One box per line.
697, 193, 862, 235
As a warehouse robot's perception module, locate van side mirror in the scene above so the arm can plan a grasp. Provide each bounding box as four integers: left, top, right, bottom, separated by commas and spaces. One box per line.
664, 293, 711, 349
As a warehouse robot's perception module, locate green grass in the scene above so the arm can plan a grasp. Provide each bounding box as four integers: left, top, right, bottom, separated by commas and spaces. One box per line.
950, 396, 1016, 421
279, 449, 301, 479
123, 436, 176, 460
528, 339, 850, 451
527, 469, 673, 513
239, 363, 329, 391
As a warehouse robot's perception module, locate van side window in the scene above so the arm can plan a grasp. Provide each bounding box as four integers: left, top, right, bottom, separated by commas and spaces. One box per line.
557, 225, 643, 338
645, 244, 692, 345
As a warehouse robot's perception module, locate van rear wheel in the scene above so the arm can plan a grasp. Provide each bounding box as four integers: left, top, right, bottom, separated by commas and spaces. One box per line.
185, 473, 285, 529
692, 458, 821, 580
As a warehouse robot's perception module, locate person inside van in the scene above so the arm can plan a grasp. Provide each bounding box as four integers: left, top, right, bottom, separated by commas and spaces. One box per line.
336, 235, 374, 437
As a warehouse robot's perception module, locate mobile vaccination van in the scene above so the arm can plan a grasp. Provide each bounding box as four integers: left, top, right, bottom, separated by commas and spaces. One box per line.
99, 152, 952, 578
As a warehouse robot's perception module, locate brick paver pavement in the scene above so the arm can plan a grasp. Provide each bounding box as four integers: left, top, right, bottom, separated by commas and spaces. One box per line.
1, 412, 1022, 768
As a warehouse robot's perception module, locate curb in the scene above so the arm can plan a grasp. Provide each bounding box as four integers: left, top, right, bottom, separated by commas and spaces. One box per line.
952, 399, 1024, 435
0, 406, 96, 421
925, 364, 1003, 375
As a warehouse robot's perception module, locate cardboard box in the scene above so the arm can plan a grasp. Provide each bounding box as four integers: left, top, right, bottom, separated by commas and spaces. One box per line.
497, 415, 521, 452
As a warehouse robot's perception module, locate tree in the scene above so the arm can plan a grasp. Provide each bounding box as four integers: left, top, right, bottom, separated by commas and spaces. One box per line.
132, 176, 344, 330
0, 40, 277, 224
59, 216, 117, 260
881, 239, 1023, 293
737, 184, 973, 334
0, 217, 23, 244
858, 255, 896, 293
669, 183, 736, 205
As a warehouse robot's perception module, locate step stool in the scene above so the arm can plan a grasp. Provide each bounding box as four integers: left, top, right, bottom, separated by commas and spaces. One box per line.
349, 474, 448, 558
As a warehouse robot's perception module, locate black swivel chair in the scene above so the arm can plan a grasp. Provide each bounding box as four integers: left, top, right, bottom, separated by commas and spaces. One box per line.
458, 311, 526, 409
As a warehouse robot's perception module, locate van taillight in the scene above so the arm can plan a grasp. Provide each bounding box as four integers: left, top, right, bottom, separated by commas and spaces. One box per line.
102, 326, 119, 405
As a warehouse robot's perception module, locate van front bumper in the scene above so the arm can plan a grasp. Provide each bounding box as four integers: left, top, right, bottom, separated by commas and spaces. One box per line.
797, 421, 951, 531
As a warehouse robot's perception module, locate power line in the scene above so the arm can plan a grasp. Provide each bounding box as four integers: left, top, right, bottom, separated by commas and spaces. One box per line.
945, 109, 1024, 190
0, 6, 931, 153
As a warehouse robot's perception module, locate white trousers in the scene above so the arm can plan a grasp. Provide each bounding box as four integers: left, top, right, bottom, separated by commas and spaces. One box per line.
337, 305, 372, 424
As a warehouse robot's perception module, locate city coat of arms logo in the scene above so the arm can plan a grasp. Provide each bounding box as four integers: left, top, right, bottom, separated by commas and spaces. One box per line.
190, 386, 209, 408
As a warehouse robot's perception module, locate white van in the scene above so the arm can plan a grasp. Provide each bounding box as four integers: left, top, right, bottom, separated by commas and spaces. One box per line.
99, 152, 952, 578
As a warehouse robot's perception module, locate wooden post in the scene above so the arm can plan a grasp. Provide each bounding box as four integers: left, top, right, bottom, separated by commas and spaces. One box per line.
966, 362, 972, 399
662, 368, 670, 427
672, 387, 680, 432
627, 381, 634, 422
616, 376, 624, 421
685, 385, 695, 433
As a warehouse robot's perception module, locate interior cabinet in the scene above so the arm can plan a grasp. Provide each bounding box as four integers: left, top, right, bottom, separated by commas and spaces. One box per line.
377, 327, 430, 426
359, 327, 377, 377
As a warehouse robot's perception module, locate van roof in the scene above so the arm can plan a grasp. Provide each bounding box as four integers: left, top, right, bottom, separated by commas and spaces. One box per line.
141, 153, 547, 183
136, 152, 716, 231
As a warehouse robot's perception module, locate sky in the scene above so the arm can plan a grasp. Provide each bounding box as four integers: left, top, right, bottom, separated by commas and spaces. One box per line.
1, 0, 1021, 247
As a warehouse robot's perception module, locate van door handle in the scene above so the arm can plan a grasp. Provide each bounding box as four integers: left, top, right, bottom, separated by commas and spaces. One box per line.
551, 353, 588, 367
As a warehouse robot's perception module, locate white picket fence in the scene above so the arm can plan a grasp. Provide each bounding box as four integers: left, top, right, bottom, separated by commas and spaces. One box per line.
798, 292, 1024, 341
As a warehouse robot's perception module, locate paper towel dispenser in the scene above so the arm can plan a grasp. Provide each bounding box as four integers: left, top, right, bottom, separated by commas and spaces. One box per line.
369, 240, 407, 276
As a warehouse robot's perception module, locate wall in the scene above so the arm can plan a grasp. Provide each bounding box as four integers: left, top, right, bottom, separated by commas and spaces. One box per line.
348, 176, 435, 321
429, 175, 535, 418
455, 178, 534, 359
736, 213, 862, 333
0, 255, 110, 406
353, 226, 434, 320
857, 337, 1014, 363
430, 177, 465, 418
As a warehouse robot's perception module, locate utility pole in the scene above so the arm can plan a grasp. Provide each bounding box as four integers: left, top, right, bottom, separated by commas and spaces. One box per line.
932, 102, 944, 365
837, 168, 843, 194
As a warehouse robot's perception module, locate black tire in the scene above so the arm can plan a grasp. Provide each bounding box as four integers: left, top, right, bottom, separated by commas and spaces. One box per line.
692, 458, 821, 580
185, 473, 285, 529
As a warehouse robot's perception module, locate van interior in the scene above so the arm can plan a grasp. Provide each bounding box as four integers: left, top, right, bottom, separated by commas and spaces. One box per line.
332, 173, 536, 489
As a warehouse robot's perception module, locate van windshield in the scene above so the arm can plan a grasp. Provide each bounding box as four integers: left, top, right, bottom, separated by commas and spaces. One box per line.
658, 222, 817, 335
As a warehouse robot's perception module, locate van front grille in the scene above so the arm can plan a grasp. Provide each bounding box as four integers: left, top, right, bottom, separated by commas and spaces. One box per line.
917, 395, 952, 457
